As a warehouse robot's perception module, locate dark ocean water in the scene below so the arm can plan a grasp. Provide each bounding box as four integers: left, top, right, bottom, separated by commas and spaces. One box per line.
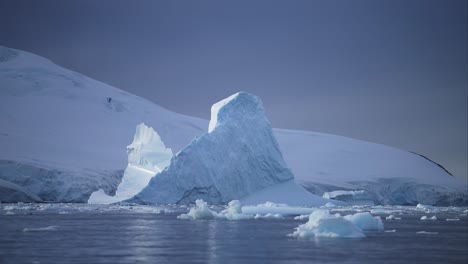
0, 204, 467, 264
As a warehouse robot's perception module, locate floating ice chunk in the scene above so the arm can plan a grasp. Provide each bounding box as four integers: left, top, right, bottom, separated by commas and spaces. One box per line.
420, 215, 437, 221
323, 202, 336, 208
177, 199, 218, 220
344, 212, 384, 231
294, 214, 310, 220
416, 231, 438, 235
370, 208, 402, 215
23, 226, 58, 232
256, 201, 289, 208
416, 204, 434, 210
289, 210, 365, 239
5, 211, 14, 215
416, 204, 439, 213
446, 218, 460, 221
242, 201, 322, 215
254, 213, 284, 219
385, 215, 402, 220
385, 229, 397, 233
218, 200, 252, 220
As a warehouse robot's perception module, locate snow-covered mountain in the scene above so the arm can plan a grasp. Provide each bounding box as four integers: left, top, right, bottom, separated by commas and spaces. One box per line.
0, 46, 466, 205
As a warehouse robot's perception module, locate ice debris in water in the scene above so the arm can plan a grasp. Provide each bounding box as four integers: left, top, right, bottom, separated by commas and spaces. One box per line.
218, 200, 252, 220
446, 218, 460, 221
343, 212, 384, 231
23, 226, 58, 232
254, 213, 284, 220
178, 199, 253, 220
289, 210, 367, 239
416, 203, 439, 213
416, 204, 434, 210
294, 214, 310, 220
385, 229, 397, 233
385, 215, 401, 220
416, 231, 439, 235
420, 215, 437, 221
177, 199, 218, 220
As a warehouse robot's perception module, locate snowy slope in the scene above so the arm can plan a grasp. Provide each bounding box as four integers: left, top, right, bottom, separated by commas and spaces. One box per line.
0, 46, 466, 205
275, 129, 467, 205
0, 46, 206, 202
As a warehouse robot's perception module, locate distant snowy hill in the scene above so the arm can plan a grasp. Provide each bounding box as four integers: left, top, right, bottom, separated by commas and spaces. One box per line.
0, 46, 466, 205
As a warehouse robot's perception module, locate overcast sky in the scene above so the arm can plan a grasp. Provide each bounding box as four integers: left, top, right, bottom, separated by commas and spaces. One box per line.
1, 0, 466, 181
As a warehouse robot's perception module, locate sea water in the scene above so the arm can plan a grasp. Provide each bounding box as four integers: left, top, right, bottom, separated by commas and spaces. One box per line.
0, 204, 466, 264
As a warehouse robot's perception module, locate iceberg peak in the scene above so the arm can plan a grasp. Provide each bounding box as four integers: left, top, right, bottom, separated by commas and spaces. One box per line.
208, 92, 264, 133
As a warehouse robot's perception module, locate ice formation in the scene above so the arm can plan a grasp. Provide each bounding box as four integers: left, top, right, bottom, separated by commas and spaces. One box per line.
254, 213, 284, 220
242, 203, 315, 216
343, 212, 384, 231
420, 215, 437, 221
23, 226, 59, 232
385, 215, 402, 220
322, 190, 374, 205
88, 123, 173, 204
128, 92, 299, 205
294, 214, 310, 221
177, 199, 218, 220
289, 210, 366, 238
218, 200, 253, 220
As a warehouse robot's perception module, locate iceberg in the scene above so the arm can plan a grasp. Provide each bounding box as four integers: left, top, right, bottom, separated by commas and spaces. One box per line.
88, 123, 173, 204
128, 92, 302, 204
289, 210, 366, 238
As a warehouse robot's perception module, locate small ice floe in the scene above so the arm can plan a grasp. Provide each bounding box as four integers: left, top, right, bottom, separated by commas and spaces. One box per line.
294, 214, 310, 221
289, 210, 365, 238
178, 199, 253, 220
385, 215, 402, 220
416, 204, 439, 213
58, 211, 69, 215
385, 229, 397, 233
416, 231, 438, 235
420, 215, 437, 221
254, 213, 284, 220
177, 199, 218, 220
370, 208, 401, 215
323, 202, 336, 208
218, 200, 252, 220
23, 226, 58, 232
446, 218, 460, 221
343, 212, 384, 231
242, 202, 313, 216
5, 211, 15, 215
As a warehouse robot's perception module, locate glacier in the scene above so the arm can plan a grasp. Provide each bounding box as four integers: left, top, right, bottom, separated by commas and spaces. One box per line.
127, 92, 322, 205
0, 46, 466, 205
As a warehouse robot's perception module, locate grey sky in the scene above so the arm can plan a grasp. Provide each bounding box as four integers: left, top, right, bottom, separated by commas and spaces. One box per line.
1, 0, 467, 181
